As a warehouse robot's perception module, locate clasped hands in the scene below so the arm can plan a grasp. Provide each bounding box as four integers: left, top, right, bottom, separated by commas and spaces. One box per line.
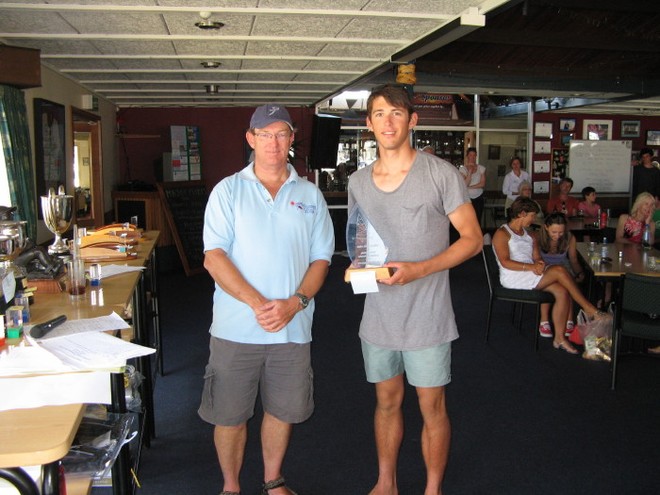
254, 297, 299, 333
529, 259, 545, 275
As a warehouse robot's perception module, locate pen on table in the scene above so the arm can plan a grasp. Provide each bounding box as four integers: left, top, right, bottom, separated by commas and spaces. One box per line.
29, 315, 67, 339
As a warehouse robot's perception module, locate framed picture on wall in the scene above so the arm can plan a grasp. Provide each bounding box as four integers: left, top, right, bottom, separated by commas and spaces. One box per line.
551, 148, 569, 182
533, 160, 550, 173
560, 132, 573, 147
583, 119, 612, 140
646, 130, 660, 146
534, 122, 553, 138
534, 140, 551, 154
488, 144, 500, 160
621, 120, 640, 138
34, 98, 66, 206
559, 118, 576, 132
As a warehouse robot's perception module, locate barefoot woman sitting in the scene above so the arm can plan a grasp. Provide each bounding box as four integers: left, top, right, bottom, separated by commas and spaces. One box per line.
492, 197, 608, 354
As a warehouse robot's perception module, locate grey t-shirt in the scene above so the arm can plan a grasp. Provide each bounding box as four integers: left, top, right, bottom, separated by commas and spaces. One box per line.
347, 151, 470, 350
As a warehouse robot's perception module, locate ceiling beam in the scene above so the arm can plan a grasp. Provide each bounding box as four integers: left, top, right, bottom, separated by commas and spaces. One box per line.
463, 29, 659, 52
0, 3, 453, 20
79, 79, 342, 86
62, 68, 364, 75
42, 54, 385, 63
0, 33, 409, 45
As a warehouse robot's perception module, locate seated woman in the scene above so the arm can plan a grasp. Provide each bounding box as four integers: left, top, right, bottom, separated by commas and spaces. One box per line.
492, 197, 607, 354
577, 186, 601, 218
518, 180, 544, 227
615, 192, 656, 245
535, 212, 585, 339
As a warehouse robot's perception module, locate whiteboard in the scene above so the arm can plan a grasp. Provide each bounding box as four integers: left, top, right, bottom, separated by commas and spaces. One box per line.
568, 140, 632, 193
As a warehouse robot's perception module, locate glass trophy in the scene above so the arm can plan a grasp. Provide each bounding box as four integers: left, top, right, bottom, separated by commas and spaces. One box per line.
345, 205, 393, 282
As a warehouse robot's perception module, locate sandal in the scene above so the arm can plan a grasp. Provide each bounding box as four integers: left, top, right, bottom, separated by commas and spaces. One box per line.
262, 477, 298, 495
553, 340, 578, 355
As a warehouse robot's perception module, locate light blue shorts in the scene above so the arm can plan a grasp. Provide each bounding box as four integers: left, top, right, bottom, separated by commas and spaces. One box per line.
360, 339, 452, 388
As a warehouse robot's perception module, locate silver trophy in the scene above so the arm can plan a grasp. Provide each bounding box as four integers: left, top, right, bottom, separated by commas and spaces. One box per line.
0, 219, 29, 285
345, 205, 392, 282
41, 186, 74, 254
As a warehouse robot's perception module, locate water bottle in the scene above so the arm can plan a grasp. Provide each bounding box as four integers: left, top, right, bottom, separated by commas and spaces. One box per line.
642, 223, 652, 250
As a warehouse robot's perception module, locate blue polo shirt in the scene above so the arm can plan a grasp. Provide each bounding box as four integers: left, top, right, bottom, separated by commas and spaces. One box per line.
203, 163, 334, 344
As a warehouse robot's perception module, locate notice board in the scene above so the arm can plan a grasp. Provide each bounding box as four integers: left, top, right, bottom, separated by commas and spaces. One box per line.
157, 181, 207, 276
568, 140, 632, 194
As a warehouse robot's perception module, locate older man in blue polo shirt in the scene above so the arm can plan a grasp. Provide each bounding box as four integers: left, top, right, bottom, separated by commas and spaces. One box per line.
199, 104, 334, 495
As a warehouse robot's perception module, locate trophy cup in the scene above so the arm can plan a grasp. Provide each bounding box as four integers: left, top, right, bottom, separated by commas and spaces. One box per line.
41, 186, 74, 255
344, 205, 393, 282
0, 220, 28, 276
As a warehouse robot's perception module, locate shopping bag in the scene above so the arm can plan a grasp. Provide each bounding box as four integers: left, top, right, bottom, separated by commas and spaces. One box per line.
576, 305, 614, 361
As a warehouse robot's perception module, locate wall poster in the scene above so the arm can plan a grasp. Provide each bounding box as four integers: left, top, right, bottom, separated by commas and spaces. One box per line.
34, 98, 66, 204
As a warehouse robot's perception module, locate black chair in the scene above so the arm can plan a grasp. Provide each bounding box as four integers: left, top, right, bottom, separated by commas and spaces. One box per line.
482, 245, 555, 350
611, 274, 660, 390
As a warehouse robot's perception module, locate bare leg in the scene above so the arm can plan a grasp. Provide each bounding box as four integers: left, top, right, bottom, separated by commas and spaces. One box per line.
416, 386, 450, 495
214, 424, 247, 493
261, 412, 295, 495
540, 303, 551, 324
536, 265, 598, 316
369, 374, 405, 495
540, 282, 577, 352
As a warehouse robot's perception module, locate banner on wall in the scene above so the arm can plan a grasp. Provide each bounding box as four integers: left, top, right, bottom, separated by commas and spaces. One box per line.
412, 93, 475, 125
169, 125, 202, 181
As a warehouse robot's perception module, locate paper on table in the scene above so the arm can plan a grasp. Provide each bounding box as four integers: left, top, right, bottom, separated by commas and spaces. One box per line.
25, 311, 130, 340
99, 264, 145, 279
0, 343, 74, 376
0, 371, 111, 411
349, 270, 379, 294
38, 332, 156, 370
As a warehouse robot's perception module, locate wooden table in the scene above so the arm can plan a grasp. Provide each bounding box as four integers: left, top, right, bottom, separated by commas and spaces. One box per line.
567, 216, 621, 242
577, 241, 660, 322
0, 231, 160, 495
576, 241, 660, 279
0, 405, 90, 494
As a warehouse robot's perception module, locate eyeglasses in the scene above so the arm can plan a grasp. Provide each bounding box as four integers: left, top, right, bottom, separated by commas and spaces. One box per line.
254, 131, 291, 141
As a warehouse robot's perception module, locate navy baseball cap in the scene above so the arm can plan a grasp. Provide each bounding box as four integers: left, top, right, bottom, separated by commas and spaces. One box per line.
249, 104, 293, 130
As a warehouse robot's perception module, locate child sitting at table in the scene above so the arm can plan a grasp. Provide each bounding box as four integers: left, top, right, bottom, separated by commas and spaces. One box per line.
577, 186, 601, 218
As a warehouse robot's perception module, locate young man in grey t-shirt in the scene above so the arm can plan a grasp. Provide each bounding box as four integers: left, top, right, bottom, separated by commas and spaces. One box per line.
347, 85, 482, 495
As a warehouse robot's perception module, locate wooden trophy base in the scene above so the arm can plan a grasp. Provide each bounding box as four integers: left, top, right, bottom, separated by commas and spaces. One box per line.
344, 266, 394, 283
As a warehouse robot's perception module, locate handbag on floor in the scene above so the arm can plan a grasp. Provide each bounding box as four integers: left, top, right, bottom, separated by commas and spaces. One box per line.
575, 305, 613, 361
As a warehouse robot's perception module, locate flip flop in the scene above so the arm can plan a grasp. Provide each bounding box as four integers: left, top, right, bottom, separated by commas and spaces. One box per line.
553, 340, 578, 354
262, 477, 298, 495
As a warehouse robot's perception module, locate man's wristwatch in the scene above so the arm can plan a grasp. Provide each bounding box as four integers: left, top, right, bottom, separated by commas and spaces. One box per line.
294, 292, 309, 309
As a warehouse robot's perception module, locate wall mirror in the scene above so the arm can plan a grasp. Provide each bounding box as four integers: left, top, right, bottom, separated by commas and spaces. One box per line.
71, 107, 103, 228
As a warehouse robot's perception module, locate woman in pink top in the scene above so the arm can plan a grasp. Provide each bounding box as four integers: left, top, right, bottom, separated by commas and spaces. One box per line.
577, 186, 601, 218
615, 192, 656, 244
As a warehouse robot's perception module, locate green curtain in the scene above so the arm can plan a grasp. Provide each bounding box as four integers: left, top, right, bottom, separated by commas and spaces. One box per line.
0, 85, 37, 240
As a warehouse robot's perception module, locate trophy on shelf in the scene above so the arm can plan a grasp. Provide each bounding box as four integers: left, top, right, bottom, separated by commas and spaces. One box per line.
0, 219, 28, 274
41, 186, 74, 255
344, 205, 393, 282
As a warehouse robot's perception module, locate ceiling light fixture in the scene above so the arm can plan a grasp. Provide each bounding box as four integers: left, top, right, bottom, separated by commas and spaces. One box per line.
200, 61, 221, 68
205, 84, 219, 94
195, 11, 224, 30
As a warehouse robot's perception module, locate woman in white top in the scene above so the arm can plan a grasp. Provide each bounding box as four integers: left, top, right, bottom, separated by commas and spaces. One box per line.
460, 147, 486, 226
502, 156, 529, 216
492, 197, 607, 354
